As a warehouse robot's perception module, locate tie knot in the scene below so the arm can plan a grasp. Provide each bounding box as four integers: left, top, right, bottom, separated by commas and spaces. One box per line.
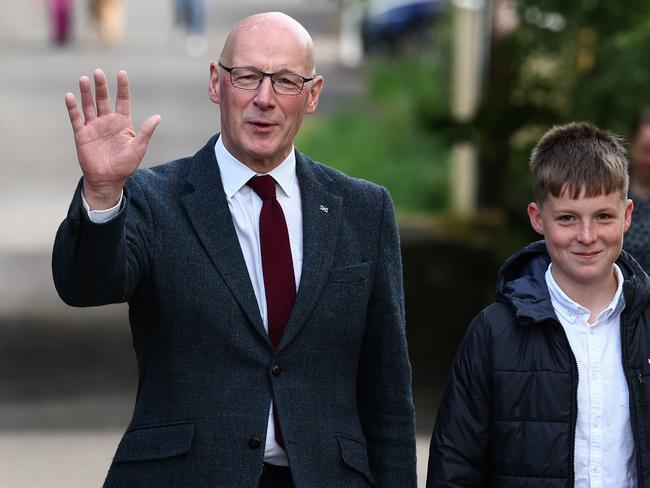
247, 175, 277, 200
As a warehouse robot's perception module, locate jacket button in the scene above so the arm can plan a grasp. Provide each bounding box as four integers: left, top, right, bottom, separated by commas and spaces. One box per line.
271, 364, 281, 376
248, 437, 261, 449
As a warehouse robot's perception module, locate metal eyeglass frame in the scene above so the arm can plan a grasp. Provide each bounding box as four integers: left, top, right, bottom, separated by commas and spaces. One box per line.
218, 61, 316, 95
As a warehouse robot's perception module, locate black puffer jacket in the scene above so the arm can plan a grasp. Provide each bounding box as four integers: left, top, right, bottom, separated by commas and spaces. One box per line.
427, 241, 650, 487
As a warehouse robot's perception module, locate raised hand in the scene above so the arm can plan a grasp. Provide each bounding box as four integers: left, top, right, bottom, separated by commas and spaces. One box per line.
65, 69, 160, 209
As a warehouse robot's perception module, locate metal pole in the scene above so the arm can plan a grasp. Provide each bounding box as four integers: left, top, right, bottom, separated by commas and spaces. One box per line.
450, 0, 487, 217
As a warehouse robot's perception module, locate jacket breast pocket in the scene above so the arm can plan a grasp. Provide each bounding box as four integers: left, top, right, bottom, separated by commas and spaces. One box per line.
328, 262, 370, 283
336, 433, 376, 486
113, 420, 195, 463
318, 263, 371, 329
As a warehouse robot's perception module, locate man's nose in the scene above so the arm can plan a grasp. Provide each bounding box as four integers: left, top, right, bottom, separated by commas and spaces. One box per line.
253, 76, 275, 109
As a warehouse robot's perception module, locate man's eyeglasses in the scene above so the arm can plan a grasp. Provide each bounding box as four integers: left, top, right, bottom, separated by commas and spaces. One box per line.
218, 62, 315, 96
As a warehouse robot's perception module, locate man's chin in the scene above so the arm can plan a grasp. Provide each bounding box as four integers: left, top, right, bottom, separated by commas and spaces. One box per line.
241, 139, 289, 161
241, 148, 285, 168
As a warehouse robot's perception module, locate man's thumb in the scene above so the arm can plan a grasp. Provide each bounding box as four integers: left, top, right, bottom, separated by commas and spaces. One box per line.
135, 114, 161, 157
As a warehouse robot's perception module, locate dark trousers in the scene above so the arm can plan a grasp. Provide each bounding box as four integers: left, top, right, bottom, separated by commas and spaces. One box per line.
259, 463, 294, 488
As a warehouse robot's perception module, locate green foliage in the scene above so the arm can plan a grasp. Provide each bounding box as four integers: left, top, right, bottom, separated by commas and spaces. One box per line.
297, 58, 450, 214
302, 2, 650, 214
456, 0, 650, 213
511, 0, 650, 135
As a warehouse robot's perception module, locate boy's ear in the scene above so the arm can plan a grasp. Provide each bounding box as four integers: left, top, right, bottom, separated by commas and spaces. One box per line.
623, 198, 634, 233
528, 202, 545, 236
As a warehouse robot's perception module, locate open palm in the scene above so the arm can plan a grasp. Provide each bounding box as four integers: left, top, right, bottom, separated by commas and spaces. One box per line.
65, 69, 160, 202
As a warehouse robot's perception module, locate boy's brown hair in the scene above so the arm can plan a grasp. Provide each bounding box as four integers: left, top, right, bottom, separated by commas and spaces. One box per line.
530, 122, 629, 204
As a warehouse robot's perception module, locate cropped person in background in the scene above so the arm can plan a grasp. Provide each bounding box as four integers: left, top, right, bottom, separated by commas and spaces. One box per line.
89, 0, 124, 46
624, 107, 650, 273
173, 0, 207, 56
49, 0, 73, 45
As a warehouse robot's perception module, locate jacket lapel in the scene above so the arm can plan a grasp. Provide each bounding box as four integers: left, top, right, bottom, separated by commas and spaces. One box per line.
181, 137, 271, 347
278, 151, 342, 351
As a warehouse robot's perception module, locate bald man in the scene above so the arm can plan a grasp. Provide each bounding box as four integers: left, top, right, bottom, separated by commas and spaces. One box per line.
53, 12, 416, 488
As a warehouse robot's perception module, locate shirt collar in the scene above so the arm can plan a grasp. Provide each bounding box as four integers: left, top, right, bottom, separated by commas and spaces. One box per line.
214, 135, 297, 199
545, 263, 625, 324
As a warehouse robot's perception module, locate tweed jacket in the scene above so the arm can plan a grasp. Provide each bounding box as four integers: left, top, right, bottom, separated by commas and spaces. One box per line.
52, 134, 416, 488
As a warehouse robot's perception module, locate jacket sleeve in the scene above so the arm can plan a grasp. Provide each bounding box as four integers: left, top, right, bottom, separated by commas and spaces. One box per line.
426, 310, 492, 487
357, 187, 417, 487
52, 175, 153, 307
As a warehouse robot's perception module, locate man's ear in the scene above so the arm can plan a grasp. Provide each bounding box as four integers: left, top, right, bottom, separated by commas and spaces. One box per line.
528, 201, 545, 236
304, 75, 324, 114
208, 62, 220, 104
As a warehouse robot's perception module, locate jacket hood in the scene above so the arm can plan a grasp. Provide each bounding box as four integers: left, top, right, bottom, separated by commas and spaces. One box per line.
495, 240, 650, 324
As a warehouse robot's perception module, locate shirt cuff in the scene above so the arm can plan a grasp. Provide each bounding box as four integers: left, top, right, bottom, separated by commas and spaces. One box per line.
81, 190, 123, 224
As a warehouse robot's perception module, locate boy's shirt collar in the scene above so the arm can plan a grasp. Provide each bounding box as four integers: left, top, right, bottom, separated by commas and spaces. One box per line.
545, 263, 625, 325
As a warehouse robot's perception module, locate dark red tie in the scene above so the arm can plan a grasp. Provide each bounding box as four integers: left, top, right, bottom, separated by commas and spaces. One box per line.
247, 175, 296, 448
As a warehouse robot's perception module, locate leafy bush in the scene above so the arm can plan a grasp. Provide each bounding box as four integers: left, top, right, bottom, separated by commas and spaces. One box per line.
474, 0, 650, 210
297, 58, 450, 214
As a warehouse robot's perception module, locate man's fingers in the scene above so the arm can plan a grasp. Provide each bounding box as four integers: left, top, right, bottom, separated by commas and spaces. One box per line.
115, 70, 131, 117
65, 92, 84, 132
79, 75, 96, 123
134, 114, 161, 159
94, 68, 112, 116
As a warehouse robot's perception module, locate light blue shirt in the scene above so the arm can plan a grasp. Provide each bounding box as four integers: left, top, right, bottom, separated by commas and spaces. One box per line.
545, 264, 637, 487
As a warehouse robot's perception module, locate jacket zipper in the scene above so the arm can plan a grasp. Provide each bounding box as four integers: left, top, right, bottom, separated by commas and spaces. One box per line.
619, 311, 644, 486
555, 320, 578, 488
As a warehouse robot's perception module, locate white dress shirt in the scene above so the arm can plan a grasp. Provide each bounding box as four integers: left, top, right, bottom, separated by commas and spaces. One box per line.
82, 136, 303, 466
545, 264, 637, 487
215, 136, 301, 466
81, 190, 123, 223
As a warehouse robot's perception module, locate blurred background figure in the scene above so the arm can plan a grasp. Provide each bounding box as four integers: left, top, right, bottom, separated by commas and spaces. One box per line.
89, 0, 124, 46
173, 0, 207, 57
624, 108, 650, 273
361, 0, 446, 54
48, 0, 73, 45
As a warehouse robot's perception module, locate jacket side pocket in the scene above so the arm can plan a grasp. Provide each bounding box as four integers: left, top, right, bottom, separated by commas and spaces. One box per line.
336, 433, 376, 486
113, 421, 195, 463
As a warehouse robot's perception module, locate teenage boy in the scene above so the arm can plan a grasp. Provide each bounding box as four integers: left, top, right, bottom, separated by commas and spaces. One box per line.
427, 122, 650, 487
